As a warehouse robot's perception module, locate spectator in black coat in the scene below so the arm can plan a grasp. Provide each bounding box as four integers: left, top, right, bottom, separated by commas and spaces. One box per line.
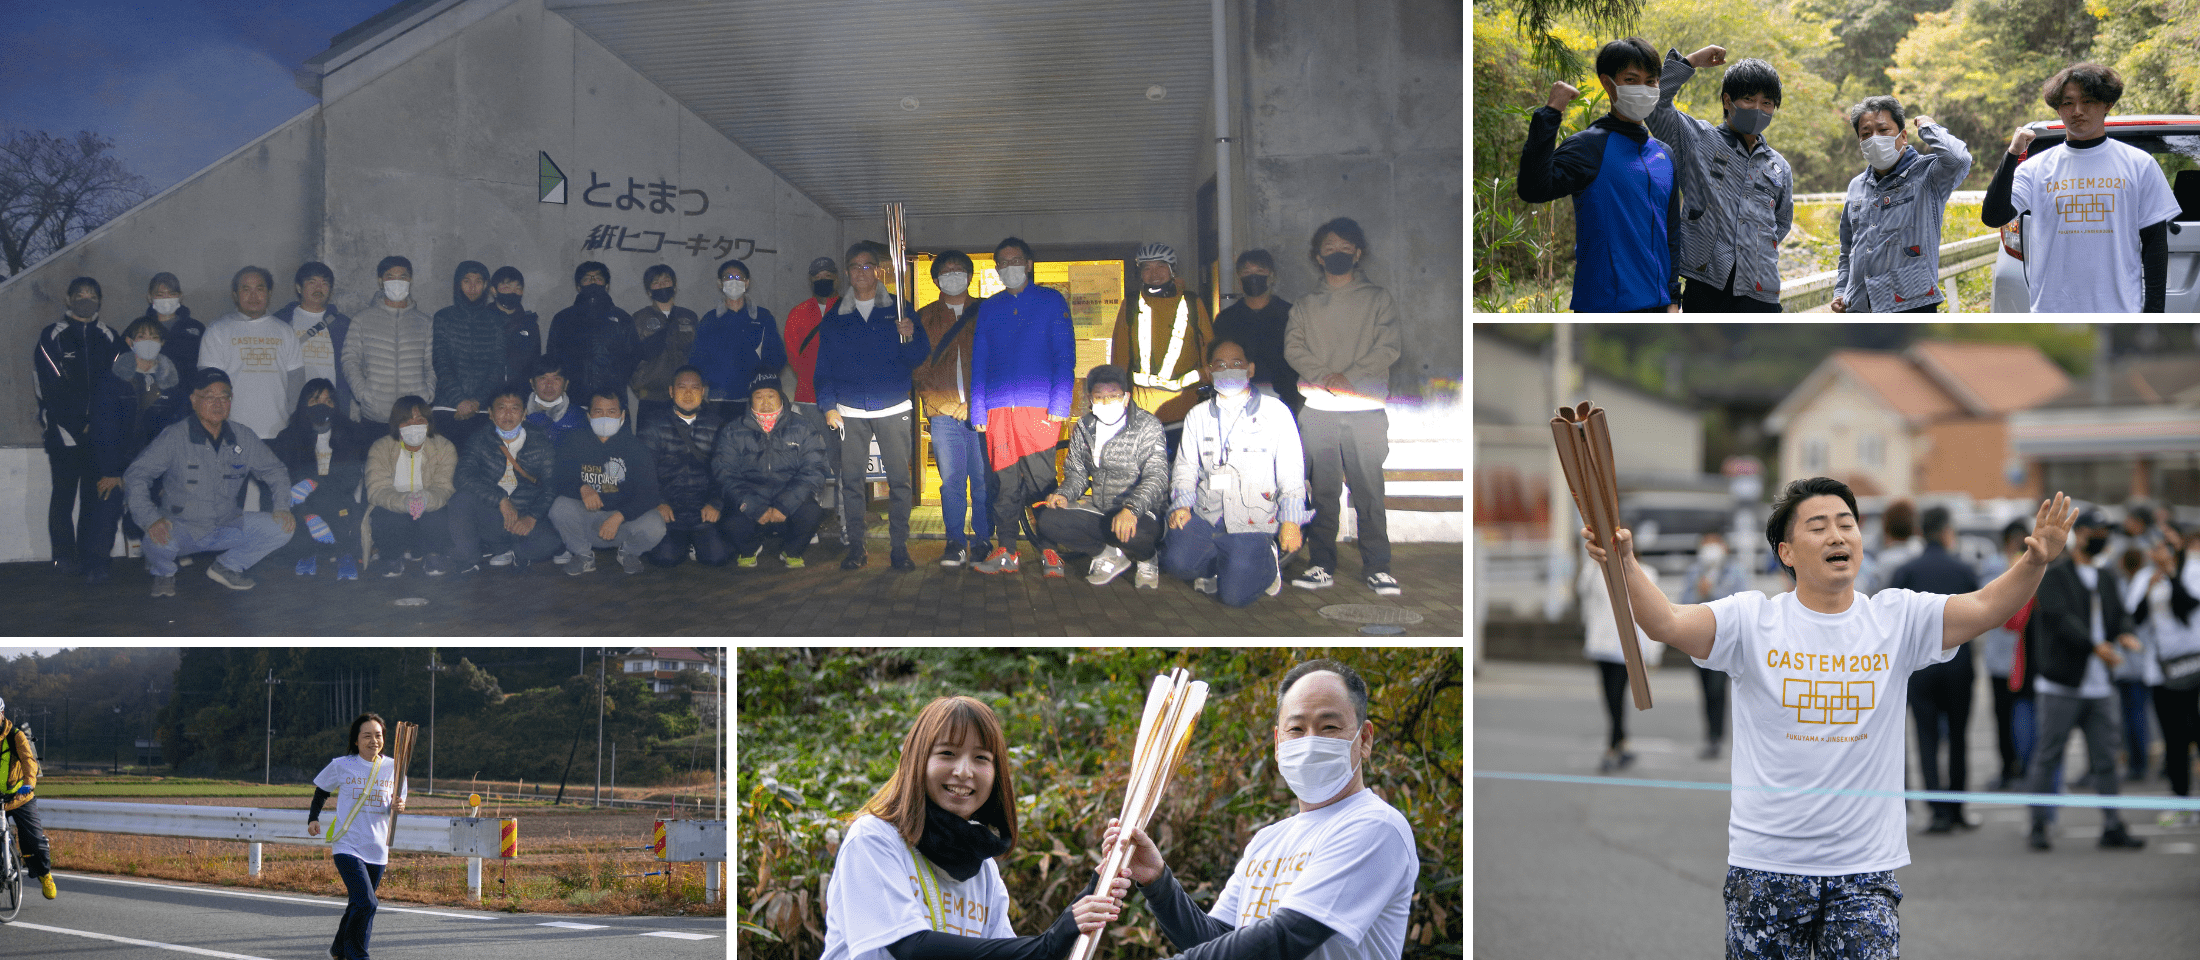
431, 260, 505, 445
712, 378, 829, 568
1890, 506, 1982, 832
35, 276, 122, 578
83, 318, 181, 583
2023, 508, 2147, 851
490, 266, 541, 388
545, 261, 639, 402
637, 367, 729, 567
448, 384, 563, 573
268, 378, 376, 579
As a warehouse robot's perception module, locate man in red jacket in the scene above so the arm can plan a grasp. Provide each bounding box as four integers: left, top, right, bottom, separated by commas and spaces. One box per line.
785, 256, 841, 509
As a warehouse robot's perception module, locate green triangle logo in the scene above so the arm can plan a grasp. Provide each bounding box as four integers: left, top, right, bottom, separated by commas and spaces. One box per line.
539, 152, 567, 204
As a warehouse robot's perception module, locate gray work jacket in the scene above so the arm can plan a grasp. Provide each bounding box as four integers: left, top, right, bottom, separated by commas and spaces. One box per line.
126, 416, 291, 533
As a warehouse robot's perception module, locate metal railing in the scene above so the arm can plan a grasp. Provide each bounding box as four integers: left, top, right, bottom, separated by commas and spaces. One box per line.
41, 799, 515, 901
1779, 232, 2001, 311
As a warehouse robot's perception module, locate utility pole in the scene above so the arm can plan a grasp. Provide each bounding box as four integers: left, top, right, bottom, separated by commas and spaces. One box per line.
1544, 322, 1578, 621
716, 646, 724, 819
426, 650, 447, 795
594, 647, 607, 807
265, 669, 284, 784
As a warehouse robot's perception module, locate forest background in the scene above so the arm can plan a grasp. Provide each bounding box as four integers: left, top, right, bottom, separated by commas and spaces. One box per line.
1473, 0, 2200, 311
737, 647, 1463, 959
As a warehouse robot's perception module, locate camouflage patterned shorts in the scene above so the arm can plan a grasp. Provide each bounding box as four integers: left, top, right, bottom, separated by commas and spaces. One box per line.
1723, 866, 1901, 959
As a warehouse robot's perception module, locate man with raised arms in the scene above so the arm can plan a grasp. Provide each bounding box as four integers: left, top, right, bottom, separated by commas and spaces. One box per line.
1582, 476, 2075, 958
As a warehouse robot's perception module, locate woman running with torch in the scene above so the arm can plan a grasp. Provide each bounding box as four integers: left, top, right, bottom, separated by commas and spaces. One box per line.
307, 713, 409, 960
821, 695, 1123, 960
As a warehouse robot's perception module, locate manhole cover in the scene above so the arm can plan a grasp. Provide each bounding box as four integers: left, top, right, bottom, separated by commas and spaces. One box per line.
1318, 604, 1423, 625
394, 597, 430, 607
1361, 624, 1407, 635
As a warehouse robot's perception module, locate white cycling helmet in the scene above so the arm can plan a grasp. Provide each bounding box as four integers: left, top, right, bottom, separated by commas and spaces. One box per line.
1134, 243, 1177, 265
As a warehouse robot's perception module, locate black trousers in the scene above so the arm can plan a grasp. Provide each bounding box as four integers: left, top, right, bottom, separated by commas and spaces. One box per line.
1034, 506, 1159, 561
2155, 684, 2200, 798
1597, 660, 1629, 750
447, 495, 561, 564
725, 502, 827, 558
368, 505, 452, 561
648, 516, 732, 567
1681, 276, 1783, 313
1908, 660, 1974, 817
1697, 664, 1729, 745
46, 442, 99, 568
5, 798, 52, 876
1991, 676, 2024, 784
992, 450, 1056, 552
270, 476, 367, 564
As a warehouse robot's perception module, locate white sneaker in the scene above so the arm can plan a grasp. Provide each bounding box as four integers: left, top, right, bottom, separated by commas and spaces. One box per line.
553, 550, 572, 565
1193, 576, 1218, 595
1291, 565, 1335, 590
1134, 560, 1160, 589
1266, 543, 1282, 596
1086, 547, 1131, 586
1366, 572, 1402, 596
488, 551, 515, 567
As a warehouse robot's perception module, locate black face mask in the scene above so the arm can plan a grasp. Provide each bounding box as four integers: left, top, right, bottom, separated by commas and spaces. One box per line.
1321, 252, 1357, 276
1241, 275, 1269, 298
1146, 280, 1178, 297
650, 287, 675, 303
2084, 534, 2110, 557
69, 298, 100, 319
308, 405, 334, 428
811, 278, 835, 299
495, 293, 523, 310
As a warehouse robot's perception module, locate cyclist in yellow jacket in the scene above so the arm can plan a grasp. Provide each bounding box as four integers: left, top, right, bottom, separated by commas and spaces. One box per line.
0, 697, 58, 899
1110, 243, 1213, 456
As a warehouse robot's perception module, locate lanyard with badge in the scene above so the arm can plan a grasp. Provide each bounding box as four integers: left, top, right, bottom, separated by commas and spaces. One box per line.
1206, 391, 1260, 497
327, 755, 385, 845
905, 842, 950, 931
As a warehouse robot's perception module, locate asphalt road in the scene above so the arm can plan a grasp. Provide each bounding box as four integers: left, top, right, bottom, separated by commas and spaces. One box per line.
1473, 661, 2200, 960
1, 871, 723, 960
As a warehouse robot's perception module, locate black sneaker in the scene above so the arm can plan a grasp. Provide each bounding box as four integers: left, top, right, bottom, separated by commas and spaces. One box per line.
940, 544, 969, 568
2027, 823, 2052, 850
840, 548, 867, 571
2099, 825, 2147, 849
889, 548, 915, 571
1924, 812, 1955, 834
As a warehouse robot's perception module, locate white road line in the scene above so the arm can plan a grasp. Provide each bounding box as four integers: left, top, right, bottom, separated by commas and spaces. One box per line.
57, 872, 498, 919
540, 921, 609, 929
640, 931, 719, 940
12, 921, 279, 960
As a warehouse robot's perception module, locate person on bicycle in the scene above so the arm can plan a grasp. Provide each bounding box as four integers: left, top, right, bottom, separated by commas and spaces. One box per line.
0, 696, 58, 900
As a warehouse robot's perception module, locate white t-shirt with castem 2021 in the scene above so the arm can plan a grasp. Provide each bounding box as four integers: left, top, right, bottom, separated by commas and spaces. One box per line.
1206, 787, 1417, 960
311, 753, 409, 865
821, 814, 1014, 960
2010, 137, 2182, 313
1699, 588, 1953, 875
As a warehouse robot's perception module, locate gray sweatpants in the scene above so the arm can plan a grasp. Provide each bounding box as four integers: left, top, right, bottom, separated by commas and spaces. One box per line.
548, 496, 668, 558
2025, 690, 2125, 829
1300, 407, 1390, 574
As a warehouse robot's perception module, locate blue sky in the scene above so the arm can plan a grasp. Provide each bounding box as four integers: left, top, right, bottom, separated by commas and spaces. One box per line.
2, 0, 394, 193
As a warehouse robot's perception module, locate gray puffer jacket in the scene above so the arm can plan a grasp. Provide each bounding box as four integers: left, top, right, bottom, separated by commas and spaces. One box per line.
343, 299, 436, 422
1060, 406, 1168, 518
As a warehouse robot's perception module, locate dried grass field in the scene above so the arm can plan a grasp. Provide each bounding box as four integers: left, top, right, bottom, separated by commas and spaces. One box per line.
41, 780, 727, 917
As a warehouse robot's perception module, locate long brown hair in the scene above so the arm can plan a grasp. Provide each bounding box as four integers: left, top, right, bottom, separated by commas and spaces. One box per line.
859, 696, 1017, 848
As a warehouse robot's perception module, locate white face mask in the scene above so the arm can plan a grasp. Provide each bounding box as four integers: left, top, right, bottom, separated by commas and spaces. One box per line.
399, 424, 428, 446
997, 265, 1028, 289
151, 297, 181, 315
590, 416, 623, 438
382, 279, 411, 303
132, 340, 164, 361
1211, 369, 1252, 395
937, 272, 971, 296
1612, 84, 1659, 122
1861, 134, 1903, 171
1699, 542, 1726, 566
1275, 733, 1361, 805
720, 278, 748, 301
1091, 399, 1126, 424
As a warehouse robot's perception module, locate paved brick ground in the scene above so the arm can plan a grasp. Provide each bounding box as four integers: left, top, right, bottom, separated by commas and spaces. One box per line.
4, 524, 1462, 637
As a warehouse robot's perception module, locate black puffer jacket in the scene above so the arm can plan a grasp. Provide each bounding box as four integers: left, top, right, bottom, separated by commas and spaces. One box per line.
432, 261, 509, 409
546, 285, 639, 400
712, 411, 830, 520
638, 405, 725, 518
455, 421, 558, 519
269, 379, 375, 496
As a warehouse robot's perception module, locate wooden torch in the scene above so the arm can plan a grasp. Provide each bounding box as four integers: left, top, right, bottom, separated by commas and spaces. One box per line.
384, 721, 419, 837
1551, 400, 1652, 709
1065, 670, 1208, 960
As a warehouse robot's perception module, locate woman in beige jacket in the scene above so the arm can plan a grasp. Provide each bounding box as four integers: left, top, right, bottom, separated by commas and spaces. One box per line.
362, 395, 458, 577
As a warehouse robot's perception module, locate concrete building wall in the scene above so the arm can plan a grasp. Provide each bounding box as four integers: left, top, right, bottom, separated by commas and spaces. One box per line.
0, 109, 326, 447
1243, 0, 1463, 400
316, 0, 837, 331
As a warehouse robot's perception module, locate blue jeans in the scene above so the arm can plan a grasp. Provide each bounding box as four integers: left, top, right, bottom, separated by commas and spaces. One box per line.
331, 853, 385, 960
2117, 679, 2151, 778
929, 415, 993, 551
143, 513, 291, 577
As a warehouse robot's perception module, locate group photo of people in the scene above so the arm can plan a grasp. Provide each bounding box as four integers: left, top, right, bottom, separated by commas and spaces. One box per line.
33, 220, 1408, 611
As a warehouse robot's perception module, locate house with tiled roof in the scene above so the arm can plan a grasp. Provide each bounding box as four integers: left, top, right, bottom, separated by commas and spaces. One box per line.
1765, 341, 2071, 499
2009, 354, 2200, 507
620, 647, 723, 696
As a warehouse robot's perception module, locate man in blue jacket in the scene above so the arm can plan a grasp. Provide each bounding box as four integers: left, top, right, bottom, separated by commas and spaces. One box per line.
548, 391, 666, 576
815, 240, 929, 571
1517, 37, 1682, 313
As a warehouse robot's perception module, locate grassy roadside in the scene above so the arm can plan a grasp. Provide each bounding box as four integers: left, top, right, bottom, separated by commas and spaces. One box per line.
34, 776, 726, 917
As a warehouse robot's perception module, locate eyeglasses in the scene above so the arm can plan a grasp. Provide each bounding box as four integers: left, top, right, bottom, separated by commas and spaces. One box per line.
1207, 359, 1250, 371
847, 262, 880, 272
